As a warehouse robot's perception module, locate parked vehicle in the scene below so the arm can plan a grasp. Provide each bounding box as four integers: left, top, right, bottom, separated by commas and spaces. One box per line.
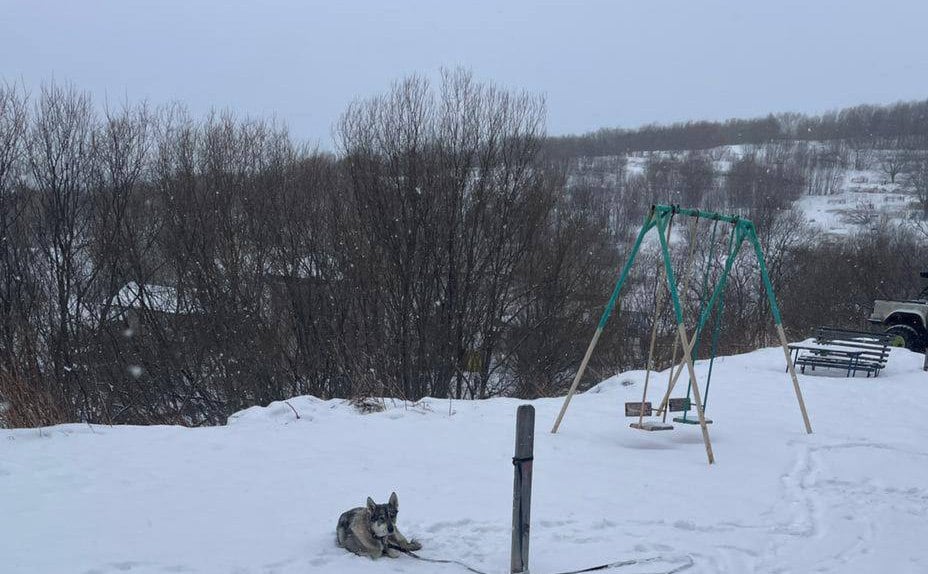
868, 271, 928, 352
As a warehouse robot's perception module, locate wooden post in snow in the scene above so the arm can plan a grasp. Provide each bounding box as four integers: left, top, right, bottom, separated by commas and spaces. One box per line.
511, 405, 535, 574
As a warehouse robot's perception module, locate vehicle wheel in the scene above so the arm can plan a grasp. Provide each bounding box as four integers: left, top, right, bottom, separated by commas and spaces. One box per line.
885, 324, 927, 352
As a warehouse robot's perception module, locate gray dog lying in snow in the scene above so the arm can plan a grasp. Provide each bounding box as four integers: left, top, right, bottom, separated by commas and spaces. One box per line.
336, 492, 421, 559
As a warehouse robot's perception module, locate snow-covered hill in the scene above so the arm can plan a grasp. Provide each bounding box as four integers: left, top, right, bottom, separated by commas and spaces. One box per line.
2, 345, 926, 574
581, 143, 924, 237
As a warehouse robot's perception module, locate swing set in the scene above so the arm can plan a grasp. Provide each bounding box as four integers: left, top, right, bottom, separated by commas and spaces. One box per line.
550, 205, 813, 465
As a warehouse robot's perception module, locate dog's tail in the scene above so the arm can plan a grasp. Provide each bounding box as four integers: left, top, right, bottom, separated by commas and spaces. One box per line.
335, 512, 351, 547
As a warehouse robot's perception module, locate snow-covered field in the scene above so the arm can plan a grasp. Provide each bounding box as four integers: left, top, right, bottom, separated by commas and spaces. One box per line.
2, 346, 927, 574
795, 186, 915, 235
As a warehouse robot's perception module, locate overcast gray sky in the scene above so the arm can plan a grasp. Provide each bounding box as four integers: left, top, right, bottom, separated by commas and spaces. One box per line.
4, 0, 928, 147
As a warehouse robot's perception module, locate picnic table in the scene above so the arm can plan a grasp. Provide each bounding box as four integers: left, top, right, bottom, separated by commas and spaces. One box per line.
788, 342, 865, 377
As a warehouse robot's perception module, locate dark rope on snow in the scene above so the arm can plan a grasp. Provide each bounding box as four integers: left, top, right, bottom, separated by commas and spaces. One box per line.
391, 544, 695, 574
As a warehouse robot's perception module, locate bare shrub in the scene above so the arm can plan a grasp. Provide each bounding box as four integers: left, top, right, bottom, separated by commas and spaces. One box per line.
0, 371, 68, 428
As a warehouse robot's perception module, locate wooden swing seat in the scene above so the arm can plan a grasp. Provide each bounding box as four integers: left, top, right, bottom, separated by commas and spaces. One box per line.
630, 421, 674, 431
625, 401, 652, 417
666, 397, 690, 412
673, 416, 713, 425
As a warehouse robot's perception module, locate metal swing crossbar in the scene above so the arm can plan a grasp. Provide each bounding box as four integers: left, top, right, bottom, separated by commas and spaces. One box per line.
549, 204, 813, 465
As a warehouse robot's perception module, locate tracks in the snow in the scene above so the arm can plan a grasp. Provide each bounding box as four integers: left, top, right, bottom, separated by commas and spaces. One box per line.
759, 440, 928, 573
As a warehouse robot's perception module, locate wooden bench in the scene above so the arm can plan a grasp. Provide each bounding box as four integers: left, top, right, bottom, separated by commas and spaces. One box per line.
792, 327, 893, 377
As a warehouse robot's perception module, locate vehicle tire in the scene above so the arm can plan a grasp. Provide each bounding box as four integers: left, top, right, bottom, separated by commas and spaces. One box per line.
885, 324, 927, 352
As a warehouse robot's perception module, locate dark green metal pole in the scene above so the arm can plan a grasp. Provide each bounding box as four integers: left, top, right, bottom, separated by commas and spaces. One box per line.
746, 226, 813, 434
551, 210, 657, 433
655, 213, 715, 464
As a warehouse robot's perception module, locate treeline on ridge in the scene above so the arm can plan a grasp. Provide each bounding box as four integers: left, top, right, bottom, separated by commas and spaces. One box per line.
547, 99, 928, 158
0, 72, 925, 428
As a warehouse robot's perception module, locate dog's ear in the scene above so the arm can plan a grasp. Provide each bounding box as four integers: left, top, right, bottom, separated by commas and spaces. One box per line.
389, 491, 398, 511
366, 497, 376, 512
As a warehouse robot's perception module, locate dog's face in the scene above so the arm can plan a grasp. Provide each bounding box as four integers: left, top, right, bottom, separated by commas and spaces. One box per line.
366, 492, 399, 538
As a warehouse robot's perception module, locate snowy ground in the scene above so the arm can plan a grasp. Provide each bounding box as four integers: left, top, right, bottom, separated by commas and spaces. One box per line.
795, 186, 916, 235
2, 346, 927, 574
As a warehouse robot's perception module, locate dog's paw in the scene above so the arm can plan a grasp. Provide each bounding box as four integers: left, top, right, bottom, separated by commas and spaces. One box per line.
386, 548, 401, 558
407, 539, 422, 551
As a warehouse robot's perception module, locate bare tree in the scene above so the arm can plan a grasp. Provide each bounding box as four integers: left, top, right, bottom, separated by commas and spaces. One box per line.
82, 101, 160, 422
848, 137, 872, 171
337, 69, 554, 400
27, 83, 99, 420
727, 148, 804, 211
0, 82, 36, 422
904, 156, 928, 219
879, 152, 908, 184
644, 153, 680, 203
678, 152, 714, 205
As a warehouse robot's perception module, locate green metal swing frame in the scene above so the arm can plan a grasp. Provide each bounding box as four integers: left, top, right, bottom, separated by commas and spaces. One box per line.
550, 204, 813, 465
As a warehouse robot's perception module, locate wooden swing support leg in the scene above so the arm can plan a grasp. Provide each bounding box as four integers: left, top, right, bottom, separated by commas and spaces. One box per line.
651, 212, 713, 464
551, 210, 657, 434
551, 328, 603, 434
777, 323, 813, 434
677, 324, 714, 464
655, 329, 696, 418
